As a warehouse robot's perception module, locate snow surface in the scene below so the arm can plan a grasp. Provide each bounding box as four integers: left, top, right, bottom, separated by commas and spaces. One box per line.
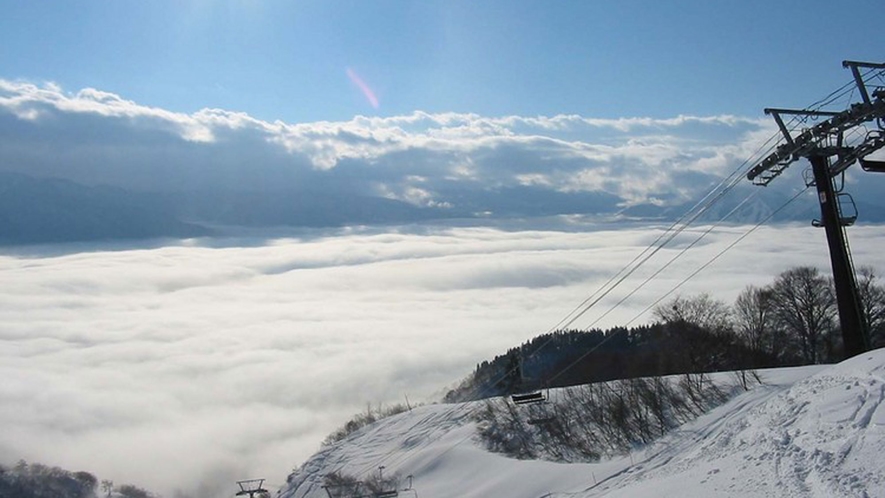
281, 350, 885, 498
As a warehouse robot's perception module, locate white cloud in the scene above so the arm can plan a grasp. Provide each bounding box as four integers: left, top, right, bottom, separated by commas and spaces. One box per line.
1, 223, 883, 496
0, 79, 775, 208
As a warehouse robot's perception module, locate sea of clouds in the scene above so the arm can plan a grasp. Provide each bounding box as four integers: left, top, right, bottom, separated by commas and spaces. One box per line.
2, 78, 884, 497
2, 222, 884, 497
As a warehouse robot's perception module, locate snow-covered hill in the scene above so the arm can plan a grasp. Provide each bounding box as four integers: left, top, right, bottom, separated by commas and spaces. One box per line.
281, 349, 885, 498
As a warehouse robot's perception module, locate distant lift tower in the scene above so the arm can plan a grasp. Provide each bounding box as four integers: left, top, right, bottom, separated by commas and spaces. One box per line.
235, 479, 270, 498
747, 60, 885, 359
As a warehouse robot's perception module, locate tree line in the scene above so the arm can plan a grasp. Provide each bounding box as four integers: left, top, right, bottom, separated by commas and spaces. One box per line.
0, 460, 158, 498
445, 265, 885, 403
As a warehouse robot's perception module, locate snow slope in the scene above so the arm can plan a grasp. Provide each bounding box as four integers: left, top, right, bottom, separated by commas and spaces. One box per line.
281, 349, 885, 498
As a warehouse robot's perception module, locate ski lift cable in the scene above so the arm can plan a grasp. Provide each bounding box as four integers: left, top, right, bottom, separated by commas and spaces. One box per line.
528, 88, 824, 349
545, 193, 728, 333
380, 74, 870, 474
320, 77, 866, 489
542, 120, 790, 334
537, 188, 812, 498
345, 175, 792, 488
585, 71, 885, 338
396, 191, 802, 470
440, 125, 778, 402
874, 70, 885, 89
338, 73, 865, 483
548, 133, 782, 333
352, 171, 775, 478
552, 142, 770, 334
345, 129, 787, 484
424, 163, 769, 445
345, 133, 784, 481
582, 187, 762, 332
544, 186, 809, 389
805, 66, 879, 112
623, 186, 811, 328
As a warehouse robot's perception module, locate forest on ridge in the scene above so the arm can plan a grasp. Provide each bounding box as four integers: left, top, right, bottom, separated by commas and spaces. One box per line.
445, 265, 885, 403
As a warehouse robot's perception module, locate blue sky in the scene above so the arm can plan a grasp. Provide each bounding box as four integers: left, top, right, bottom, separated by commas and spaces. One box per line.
1, 1, 884, 223
3, 0, 882, 123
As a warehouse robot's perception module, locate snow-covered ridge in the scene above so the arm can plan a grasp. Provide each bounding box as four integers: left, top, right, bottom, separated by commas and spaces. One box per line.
281, 349, 885, 498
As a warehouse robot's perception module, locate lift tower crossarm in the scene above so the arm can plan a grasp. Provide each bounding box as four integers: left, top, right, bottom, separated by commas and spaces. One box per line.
747, 97, 885, 185
765, 108, 841, 147
843, 60, 885, 105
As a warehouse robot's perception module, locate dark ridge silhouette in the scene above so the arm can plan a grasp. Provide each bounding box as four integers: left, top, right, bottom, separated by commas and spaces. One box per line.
0, 172, 210, 245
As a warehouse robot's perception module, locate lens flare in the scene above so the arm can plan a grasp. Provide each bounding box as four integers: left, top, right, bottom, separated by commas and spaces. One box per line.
346, 67, 380, 109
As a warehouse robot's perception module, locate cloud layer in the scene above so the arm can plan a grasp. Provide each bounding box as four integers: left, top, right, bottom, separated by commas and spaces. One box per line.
1, 79, 777, 211
2, 223, 884, 497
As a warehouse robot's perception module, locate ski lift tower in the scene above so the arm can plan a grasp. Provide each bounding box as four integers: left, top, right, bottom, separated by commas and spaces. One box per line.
746, 60, 885, 359
235, 479, 269, 498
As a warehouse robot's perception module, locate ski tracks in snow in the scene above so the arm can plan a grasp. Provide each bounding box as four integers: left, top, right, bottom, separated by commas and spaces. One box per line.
584, 354, 885, 497
279, 351, 885, 498
281, 404, 476, 498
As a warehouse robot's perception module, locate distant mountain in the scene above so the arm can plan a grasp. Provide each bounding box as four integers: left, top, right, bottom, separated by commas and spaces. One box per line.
3, 171, 883, 246
621, 190, 885, 225
0, 172, 210, 245
433, 185, 624, 218
0, 172, 455, 245
163, 189, 450, 227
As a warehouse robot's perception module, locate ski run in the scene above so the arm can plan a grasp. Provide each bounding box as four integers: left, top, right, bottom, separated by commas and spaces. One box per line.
282, 348, 885, 498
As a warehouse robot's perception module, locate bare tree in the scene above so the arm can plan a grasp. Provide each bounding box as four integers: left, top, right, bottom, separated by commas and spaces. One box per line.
857, 266, 885, 348
769, 267, 837, 363
653, 293, 732, 334
733, 285, 781, 362
653, 294, 736, 373
323, 471, 365, 498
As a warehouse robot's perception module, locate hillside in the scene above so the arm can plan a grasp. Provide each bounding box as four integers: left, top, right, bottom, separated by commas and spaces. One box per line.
282, 348, 885, 498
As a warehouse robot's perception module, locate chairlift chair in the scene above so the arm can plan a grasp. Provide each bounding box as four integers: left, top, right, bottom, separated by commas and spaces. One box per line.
803, 167, 816, 188
859, 157, 885, 172
511, 389, 556, 425
812, 192, 858, 227
837, 192, 858, 226
511, 391, 546, 405
859, 129, 885, 172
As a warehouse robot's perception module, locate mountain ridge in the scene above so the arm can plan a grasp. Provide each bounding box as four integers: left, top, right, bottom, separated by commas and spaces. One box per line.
3, 171, 884, 246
